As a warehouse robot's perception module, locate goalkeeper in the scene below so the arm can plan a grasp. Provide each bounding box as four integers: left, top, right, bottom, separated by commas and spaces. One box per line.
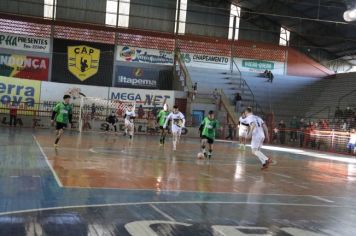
106, 111, 118, 132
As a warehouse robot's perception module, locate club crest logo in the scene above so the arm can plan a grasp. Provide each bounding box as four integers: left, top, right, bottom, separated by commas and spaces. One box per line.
133, 68, 143, 77
68, 45, 100, 81
120, 46, 136, 61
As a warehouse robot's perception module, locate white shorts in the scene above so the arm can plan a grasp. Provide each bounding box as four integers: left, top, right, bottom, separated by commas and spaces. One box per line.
124, 120, 134, 129
239, 126, 248, 138
171, 125, 182, 134
251, 135, 265, 150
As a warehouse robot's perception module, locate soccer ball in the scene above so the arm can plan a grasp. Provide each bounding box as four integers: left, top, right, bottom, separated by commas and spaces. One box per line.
197, 152, 205, 159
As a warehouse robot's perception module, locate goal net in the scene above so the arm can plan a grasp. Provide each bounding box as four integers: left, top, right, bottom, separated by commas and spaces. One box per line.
78, 96, 136, 133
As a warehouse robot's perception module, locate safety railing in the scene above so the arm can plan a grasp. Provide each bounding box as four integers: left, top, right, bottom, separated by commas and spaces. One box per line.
338, 89, 356, 107
219, 90, 239, 126
306, 106, 331, 120
231, 58, 264, 116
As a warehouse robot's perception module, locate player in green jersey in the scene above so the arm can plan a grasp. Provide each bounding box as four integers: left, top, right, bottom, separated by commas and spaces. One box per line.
199, 110, 219, 159
51, 95, 73, 148
157, 104, 170, 145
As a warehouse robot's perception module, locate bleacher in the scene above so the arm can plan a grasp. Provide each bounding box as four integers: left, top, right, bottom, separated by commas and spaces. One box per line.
188, 66, 326, 122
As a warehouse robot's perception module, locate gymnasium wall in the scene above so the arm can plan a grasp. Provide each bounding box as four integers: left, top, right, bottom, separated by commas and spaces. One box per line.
287, 48, 334, 78
0, 76, 175, 109
0, 15, 334, 87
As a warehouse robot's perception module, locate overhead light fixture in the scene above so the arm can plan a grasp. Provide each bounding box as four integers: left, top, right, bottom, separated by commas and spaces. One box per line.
344, 9, 356, 22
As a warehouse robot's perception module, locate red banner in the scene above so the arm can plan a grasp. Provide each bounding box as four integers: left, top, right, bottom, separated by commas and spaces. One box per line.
0, 53, 49, 81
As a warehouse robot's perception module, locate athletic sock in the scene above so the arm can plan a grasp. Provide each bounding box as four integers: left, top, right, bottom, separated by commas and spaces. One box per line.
255, 151, 268, 164
201, 145, 206, 153
55, 138, 60, 144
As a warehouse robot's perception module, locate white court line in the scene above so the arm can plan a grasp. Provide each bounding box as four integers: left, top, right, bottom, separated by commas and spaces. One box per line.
271, 173, 293, 179
33, 135, 63, 188
150, 204, 175, 221
311, 196, 334, 203
61, 185, 353, 200
0, 200, 349, 217
212, 141, 356, 164
294, 184, 309, 189
259, 145, 356, 164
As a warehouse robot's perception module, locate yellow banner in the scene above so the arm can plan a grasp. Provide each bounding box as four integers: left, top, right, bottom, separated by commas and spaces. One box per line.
0, 76, 41, 115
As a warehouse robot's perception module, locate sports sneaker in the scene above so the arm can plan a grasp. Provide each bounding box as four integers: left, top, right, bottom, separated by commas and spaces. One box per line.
54, 144, 59, 149
129, 135, 132, 139
261, 159, 271, 170
173, 145, 176, 151
261, 163, 268, 170
208, 153, 212, 159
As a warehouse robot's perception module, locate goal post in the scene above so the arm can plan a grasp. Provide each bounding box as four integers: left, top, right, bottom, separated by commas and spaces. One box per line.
78, 96, 136, 133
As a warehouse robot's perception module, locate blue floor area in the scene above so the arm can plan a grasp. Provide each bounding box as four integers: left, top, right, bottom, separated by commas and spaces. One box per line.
1, 128, 356, 235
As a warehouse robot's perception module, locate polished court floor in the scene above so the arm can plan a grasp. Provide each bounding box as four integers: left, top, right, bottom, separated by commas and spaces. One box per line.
1, 127, 356, 235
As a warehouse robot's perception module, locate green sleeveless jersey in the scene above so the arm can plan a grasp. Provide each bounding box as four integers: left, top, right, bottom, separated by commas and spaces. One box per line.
157, 110, 170, 126
201, 117, 219, 139
53, 102, 72, 124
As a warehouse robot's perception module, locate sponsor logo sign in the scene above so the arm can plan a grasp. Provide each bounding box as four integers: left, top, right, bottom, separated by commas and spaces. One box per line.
0, 53, 49, 81
180, 52, 230, 69
0, 76, 41, 106
68, 45, 100, 81
117, 46, 173, 65
110, 87, 174, 108
0, 32, 50, 53
242, 59, 274, 70
115, 65, 159, 89
234, 57, 285, 74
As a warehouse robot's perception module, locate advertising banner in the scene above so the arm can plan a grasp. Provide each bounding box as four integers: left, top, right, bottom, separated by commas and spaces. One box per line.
0, 76, 41, 107
0, 32, 50, 53
109, 87, 174, 108
0, 53, 49, 81
180, 52, 230, 70
52, 39, 114, 86
116, 45, 173, 65
114, 65, 159, 89
40, 81, 109, 104
234, 58, 285, 75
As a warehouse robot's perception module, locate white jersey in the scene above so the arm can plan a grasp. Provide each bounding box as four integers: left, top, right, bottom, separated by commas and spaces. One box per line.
349, 133, 356, 144
165, 112, 185, 133
124, 110, 135, 123
245, 114, 265, 138
239, 117, 249, 128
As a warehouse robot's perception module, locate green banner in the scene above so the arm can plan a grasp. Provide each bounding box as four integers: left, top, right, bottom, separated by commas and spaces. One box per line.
242, 60, 274, 70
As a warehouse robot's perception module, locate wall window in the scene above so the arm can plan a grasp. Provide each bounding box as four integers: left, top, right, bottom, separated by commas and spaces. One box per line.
44, 0, 57, 19
228, 4, 240, 40
105, 0, 130, 27
175, 0, 187, 34
280, 27, 290, 46
118, 0, 130, 28
106, 0, 118, 26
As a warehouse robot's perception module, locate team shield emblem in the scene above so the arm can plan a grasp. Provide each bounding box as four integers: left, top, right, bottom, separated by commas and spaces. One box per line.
68, 45, 100, 81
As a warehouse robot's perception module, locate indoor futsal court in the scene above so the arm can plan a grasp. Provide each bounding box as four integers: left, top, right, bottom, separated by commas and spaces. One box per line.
0, 128, 356, 235
2, 0, 356, 235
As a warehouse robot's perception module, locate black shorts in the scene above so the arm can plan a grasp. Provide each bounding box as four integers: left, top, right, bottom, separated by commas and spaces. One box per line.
56, 122, 67, 130
202, 135, 214, 144
159, 126, 169, 130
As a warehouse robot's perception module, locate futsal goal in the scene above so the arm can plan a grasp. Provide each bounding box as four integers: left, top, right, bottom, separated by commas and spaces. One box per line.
78, 96, 137, 133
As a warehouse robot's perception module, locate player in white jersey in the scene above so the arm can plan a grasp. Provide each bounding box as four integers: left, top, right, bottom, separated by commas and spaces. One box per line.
238, 112, 249, 151
123, 104, 135, 139
244, 107, 272, 170
347, 128, 356, 154
163, 105, 185, 151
